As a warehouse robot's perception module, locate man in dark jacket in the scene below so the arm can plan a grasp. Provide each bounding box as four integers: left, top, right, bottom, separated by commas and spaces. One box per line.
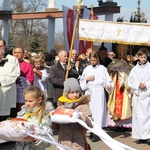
49, 50, 79, 108
78, 48, 93, 75
98, 46, 112, 68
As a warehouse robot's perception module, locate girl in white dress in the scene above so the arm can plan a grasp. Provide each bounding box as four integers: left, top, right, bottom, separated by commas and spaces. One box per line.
80, 51, 113, 142
33, 57, 48, 97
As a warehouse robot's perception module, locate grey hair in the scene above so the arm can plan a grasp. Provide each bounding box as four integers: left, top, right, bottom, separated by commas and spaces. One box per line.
58, 50, 66, 58
13, 47, 24, 53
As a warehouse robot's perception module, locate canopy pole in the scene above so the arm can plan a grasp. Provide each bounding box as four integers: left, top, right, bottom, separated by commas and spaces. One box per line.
65, 5, 81, 80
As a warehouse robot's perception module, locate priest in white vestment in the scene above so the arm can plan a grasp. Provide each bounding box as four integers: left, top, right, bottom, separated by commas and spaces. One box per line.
128, 47, 150, 144
0, 47, 20, 119
80, 51, 113, 142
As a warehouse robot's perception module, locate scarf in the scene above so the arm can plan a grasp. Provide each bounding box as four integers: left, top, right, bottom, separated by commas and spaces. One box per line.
58, 96, 80, 103
58, 96, 81, 109
25, 112, 35, 120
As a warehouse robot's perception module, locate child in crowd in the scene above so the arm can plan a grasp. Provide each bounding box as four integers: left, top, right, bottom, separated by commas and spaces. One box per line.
58, 78, 93, 150
15, 85, 54, 150
33, 57, 48, 97
128, 47, 150, 145
80, 51, 113, 142
37, 51, 45, 65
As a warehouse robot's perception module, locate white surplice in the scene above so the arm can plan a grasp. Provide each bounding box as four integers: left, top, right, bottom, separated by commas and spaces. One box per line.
0, 55, 20, 116
128, 61, 150, 139
80, 65, 113, 128
34, 69, 48, 97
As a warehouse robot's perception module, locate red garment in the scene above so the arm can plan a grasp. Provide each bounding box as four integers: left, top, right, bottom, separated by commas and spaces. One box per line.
114, 77, 124, 119
19, 61, 34, 85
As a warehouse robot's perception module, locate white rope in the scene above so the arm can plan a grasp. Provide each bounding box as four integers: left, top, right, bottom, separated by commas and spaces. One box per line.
75, 118, 136, 150
25, 132, 73, 150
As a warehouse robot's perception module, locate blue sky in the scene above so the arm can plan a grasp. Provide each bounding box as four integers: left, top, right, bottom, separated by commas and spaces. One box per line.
1, 0, 149, 22
55, 0, 150, 33
55, 0, 149, 22
1, 0, 149, 32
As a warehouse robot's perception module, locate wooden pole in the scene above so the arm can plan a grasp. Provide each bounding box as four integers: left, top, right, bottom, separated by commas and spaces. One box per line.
65, 5, 80, 80
90, 4, 94, 49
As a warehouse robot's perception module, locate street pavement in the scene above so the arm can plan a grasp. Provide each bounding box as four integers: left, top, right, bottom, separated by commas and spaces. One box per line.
0, 128, 150, 150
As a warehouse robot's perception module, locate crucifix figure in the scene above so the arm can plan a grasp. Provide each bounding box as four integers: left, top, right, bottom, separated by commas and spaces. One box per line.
76, 0, 84, 5
117, 28, 122, 36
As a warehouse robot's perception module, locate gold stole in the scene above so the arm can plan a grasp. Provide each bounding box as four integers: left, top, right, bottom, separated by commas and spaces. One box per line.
107, 72, 132, 123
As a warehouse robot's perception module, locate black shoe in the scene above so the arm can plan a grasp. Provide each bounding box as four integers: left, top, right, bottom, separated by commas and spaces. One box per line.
135, 139, 146, 144
90, 134, 100, 142
89, 133, 93, 140
147, 139, 150, 145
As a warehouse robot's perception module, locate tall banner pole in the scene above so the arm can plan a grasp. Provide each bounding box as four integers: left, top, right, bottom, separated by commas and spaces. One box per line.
65, 5, 80, 80
90, 4, 94, 49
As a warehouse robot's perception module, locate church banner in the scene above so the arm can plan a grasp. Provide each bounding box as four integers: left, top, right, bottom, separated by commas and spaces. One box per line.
78, 19, 150, 46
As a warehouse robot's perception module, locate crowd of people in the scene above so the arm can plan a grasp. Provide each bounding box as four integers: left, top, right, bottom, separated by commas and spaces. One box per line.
1, 37, 150, 149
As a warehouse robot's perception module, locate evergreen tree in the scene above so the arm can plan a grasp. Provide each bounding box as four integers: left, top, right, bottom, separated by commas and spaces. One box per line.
30, 31, 41, 53
8, 34, 15, 54
117, 17, 125, 22
130, 0, 147, 23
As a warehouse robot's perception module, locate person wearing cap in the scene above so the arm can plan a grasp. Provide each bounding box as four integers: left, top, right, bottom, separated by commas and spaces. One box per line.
57, 77, 93, 150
